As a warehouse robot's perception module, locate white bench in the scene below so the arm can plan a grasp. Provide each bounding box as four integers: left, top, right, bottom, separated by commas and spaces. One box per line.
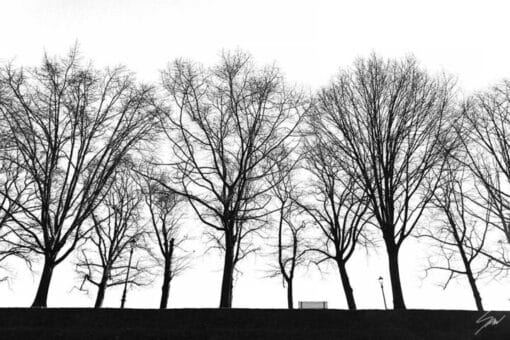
298, 301, 328, 309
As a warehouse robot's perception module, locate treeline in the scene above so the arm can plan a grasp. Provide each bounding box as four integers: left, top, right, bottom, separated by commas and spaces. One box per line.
0, 47, 508, 311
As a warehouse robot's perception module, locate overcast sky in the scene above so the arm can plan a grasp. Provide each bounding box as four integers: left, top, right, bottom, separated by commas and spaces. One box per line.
2, 0, 510, 310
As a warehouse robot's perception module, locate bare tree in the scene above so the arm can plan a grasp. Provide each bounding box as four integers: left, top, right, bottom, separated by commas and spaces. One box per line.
419, 159, 490, 311
312, 55, 455, 309
76, 168, 150, 308
0, 47, 159, 307
459, 81, 510, 274
156, 51, 308, 307
295, 137, 371, 310
267, 157, 307, 309
138, 166, 190, 309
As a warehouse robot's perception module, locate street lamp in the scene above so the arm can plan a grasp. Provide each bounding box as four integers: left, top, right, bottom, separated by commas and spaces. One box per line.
378, 276, 388, 310
120, 238, 137, 309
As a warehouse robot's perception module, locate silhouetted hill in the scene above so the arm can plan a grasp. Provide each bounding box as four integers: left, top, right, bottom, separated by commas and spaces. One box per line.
0, 308, 508, 339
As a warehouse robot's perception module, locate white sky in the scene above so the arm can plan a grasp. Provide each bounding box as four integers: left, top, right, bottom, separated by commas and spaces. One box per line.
1, 0, 510, 310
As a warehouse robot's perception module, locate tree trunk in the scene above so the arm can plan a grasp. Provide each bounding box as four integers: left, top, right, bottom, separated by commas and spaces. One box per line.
160, 240, 174, 309
458, 247, 483, 311
94, 270, 109, 308
385, 240, 406, 310
337, 260, 356, 310
465, 265, 484, 312
32, 256, 56, 307
219, 230, 234, 308
286, 279, 294, 309
160, 267, 171, 309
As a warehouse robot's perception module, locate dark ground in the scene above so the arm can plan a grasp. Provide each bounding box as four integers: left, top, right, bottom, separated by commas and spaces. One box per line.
0, 308, 508, 339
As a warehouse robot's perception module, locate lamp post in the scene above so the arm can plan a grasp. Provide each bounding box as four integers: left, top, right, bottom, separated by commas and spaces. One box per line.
378, 276, 388, 310
120, 239, 136, 309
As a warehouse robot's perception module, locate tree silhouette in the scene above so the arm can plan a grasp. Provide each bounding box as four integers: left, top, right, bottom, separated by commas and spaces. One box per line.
296, 136, 372, 310
157, 51, 308, 307
138, 166, 190, 309
419, 158, 490, 311
76, 168, 151, 308
0, 47, 159, 307
267, 156, 307, 309
459, 81, 510, 276
312, 55, 455, 309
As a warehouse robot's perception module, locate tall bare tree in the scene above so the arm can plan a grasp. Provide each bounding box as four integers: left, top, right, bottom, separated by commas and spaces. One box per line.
0, 48, 159, 306
312, 55, 455, 309
138, 166, 190, 309
76, 168, 150, 308
157, 51, 308, 307
419, 159, 490, 311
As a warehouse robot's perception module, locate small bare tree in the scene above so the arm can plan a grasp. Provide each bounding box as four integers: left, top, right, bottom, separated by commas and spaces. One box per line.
312, 54, 455, 309
419, 159, 490, 311
138, 166, 190, 309
267, 157, 307, 309
458, 82, 510, 275
76, 169, 150, 308
157, 51, 308, 307
0, 47, 159, 307
295, 137, 371, 310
